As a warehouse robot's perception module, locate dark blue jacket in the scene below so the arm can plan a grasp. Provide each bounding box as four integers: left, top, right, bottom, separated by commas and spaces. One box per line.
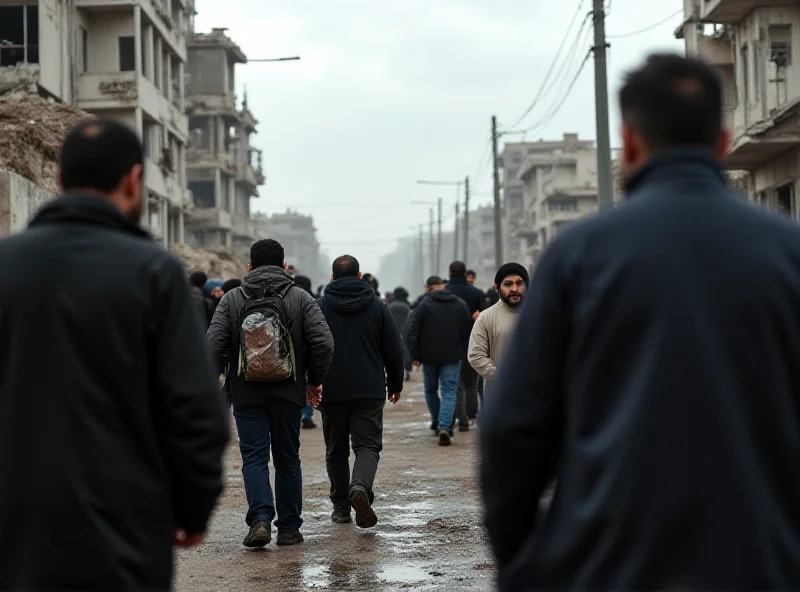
445, 276, 487, 316
481, 150, 800, 590
409, 290, 472, 365
318, 277, 405, 400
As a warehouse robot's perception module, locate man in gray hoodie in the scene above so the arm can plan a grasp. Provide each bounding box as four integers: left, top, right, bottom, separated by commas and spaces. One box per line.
207, 239, 334, 548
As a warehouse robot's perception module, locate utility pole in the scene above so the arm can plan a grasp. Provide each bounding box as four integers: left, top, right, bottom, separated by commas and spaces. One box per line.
491, 116, 503, 269
463, 176, 470, 263
593, 0, 614, 212
437, 197, 443, 275
418, 224, 424, 289
454, 201, 460, 262
428, 208, 435, 276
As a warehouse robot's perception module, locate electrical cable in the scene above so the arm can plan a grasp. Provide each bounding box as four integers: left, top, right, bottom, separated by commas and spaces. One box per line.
607, 9, 682, 39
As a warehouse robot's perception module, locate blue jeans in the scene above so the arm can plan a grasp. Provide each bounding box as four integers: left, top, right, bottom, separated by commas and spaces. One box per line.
422, 361, 462, 432
234, 399, 303, 531
302, 405, 314, 421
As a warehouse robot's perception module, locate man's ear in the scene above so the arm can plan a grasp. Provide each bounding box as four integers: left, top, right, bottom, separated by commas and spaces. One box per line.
247, 264, 252, 272
330, 275, 335, 282
716, 128, 732, 161
357, 273, 362, 279
282, 262, 288, 270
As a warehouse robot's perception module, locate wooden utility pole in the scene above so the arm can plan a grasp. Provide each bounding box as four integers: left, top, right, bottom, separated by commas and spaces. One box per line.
491, 116, 503, 269
593, 0, 614, 212
428, 208, 435, 276
463, 176, 470, 263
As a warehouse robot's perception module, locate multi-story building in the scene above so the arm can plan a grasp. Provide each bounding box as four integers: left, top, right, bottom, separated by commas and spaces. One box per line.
500, 134, 595, 268
0, 0, 193, 246
516, 135, 599, 265
252, 211, 327, 285
678, 0, 800, 216
464, 205, 498, 289
185, 28, 264, 251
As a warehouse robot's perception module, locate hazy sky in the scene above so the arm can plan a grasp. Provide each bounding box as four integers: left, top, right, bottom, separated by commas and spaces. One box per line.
194, 0, 683, 272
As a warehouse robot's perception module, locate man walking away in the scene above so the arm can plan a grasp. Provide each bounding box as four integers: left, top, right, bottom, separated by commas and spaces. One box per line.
318, 256, 404, 528
208, 239, 334, 548
481, 53, 800, 590
445, 261, 486, 430
190, 270, 212, 327
468, 264, 528, 391
388, 286, 413, 380
294, 274, 319, 429
410, 276, 471, 446
0, 120, 229, 591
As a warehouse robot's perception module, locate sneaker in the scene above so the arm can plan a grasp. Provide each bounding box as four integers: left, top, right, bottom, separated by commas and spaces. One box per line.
301, 418, 317, 429
349, 487, 378, 529
331, 507, 352, 524
438, 430, 452, 446
459, 423, 470, 433
276, 530, 305, 546
242, 520, 271, 548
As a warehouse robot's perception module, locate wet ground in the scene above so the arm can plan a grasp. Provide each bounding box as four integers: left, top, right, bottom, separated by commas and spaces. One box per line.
175, 372, 494, 591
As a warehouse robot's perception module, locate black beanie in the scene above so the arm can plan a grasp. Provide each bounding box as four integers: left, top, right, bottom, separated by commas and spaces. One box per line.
495, 263, 529, 287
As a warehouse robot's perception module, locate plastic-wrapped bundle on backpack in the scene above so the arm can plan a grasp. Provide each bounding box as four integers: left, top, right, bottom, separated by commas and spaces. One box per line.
238, 308, 295, 383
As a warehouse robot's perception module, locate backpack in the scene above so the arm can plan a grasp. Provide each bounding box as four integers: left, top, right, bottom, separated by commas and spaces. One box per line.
234, 284, 297, 383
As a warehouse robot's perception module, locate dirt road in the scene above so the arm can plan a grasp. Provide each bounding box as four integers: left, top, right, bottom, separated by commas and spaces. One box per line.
174, 373, 494, 591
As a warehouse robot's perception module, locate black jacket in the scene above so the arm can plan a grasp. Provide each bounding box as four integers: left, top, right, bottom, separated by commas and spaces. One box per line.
445, 276, 487, 316
481, 150, 800, 590
387, 298, 412, 334
408, 290, 471, 365
318, 277, 405, 400
0, 196, 229, 591
191, 285, 210, 328
207, 265, 334, 408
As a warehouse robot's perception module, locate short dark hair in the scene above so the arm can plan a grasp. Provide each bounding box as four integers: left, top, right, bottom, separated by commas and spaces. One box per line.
189, 271, 208, 289
250, 239, 284, 269
449, 261, 467, 278
426, 275, 443, 288
222, 278, 242, 293
60, 119, 144, 193
294, 275, 313, 294
619, 53, 723, 151
466, 270, 476, 277
332, 255, 360, 279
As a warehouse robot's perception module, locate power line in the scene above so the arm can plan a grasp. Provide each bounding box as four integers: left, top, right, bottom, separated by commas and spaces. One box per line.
607, 9, 682, 39
507, 0, 586, 129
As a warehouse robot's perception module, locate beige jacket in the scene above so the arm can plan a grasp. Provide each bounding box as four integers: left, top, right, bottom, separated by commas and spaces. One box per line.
468, 300, 522, 382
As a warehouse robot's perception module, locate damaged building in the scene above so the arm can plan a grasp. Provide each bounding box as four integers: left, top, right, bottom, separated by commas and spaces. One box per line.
252, 211, 328, 286
185, 28, 264, 252
0, 0, 194, 246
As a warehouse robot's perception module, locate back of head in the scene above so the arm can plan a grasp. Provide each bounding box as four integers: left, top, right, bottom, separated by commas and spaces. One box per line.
449, 261, 467, 278
294, 275, 313, 294
426, 275, 444, 292
250, 239, 284, 270
393, 287, 409, 301
189, 271, 208, 289
332, 255, 360, 280
60, 119, 144, 195
222, 278, 242, 293
619, 53, 724, 155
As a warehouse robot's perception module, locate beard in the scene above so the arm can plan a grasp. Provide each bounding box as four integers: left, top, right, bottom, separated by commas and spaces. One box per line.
500, 292, 523, 307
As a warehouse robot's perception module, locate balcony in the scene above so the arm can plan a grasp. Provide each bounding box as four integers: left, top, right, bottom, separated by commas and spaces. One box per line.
187, 148, 237, 173
187, 92, 237, 116
701, 0, 796, 23
187, 206, 232, 230
724, 98, 800, 170
697, 33, 733, 66
232, 215, 254, 240
236, 163, 265, 189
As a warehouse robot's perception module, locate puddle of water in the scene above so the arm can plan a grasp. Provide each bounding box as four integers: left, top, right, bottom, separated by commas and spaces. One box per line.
302, 565, 330, 589
377, 565, 430, 584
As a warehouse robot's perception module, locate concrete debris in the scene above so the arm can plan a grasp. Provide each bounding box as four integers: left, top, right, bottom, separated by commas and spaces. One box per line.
172, 243, 245, 280
0, 98, 92, 194
0, 64, 40, 103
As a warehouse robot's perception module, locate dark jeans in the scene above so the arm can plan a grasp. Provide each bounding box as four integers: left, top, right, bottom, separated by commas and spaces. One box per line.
320, 399, 385, 509
302, 405, 314, 421
234, 399, 303, 531
457, 361, 480, 423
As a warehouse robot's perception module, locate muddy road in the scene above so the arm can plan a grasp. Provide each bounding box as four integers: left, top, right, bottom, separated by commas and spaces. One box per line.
175, 373, 494, 591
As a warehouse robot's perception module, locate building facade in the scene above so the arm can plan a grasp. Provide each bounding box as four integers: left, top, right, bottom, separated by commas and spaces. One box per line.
252, 211, 327, 285
679, 0, 800, 216
0, 0, 193, 246
463, 205, 499, 290
185, 27, 264, 252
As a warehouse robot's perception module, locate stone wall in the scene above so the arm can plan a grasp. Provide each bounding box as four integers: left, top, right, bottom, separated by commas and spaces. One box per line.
0, 169, 54, 237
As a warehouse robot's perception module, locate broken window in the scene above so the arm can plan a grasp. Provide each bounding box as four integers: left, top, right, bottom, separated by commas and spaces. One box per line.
0, 5, 39, 67
776, 183, 795, 219
770, 25, 793, 67
119, 36, 135, 71
190, 181, 216, 208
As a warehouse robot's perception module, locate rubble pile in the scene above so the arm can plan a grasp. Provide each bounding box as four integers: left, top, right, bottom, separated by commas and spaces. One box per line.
0, 97, 91, 194
172, 243, 245, 280
0, 64, 39, 103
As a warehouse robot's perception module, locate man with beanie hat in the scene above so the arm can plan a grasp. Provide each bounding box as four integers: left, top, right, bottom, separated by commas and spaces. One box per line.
468, 263, 528, 387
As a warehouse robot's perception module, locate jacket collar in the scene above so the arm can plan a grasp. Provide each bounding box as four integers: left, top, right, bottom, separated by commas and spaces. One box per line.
28, 194, 151, 238
447, 276, 469, 287
624, 148, 727, 197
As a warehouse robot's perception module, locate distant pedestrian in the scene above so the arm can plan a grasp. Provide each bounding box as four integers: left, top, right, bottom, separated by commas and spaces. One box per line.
468, 263, 528, 389
482, 53, 800, 590
294, 274, 319, 430
222, 278, 242, 293
204, 278, 224, 318
190, 270, 212, 326
388, 287, 413, 380
466, 269, 477, 286
409, 276, 471, 446
485, 286, 499, 308
445, 261, 487, 430
208, 239, 334, 548
362, 273, 380, 297
318, 255, 404, 528
0, 119, 229, 591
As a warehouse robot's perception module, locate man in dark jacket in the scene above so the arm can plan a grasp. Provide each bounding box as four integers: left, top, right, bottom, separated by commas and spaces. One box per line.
409, 276, 471, 446
388, 286, 413, 380
482, 53, 800, 590
294, 274, 319, 429
208, 239, 334, 548
445, 261, 487, 429
0, 120, 229, 591
190, 270, 211, 326
317, 255, 404, 528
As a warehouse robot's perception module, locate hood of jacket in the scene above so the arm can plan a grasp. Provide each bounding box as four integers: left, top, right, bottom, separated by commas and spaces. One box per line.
323, 276, 376, 315
29, 194, 151, 238
241, 265, 295, 297
428, 290, 458, 304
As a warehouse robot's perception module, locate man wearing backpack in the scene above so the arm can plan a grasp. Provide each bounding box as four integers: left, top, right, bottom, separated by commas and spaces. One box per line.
208, 239, 334, 548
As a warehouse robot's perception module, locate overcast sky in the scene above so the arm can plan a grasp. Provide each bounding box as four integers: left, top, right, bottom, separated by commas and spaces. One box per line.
194, 0, 683, 272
